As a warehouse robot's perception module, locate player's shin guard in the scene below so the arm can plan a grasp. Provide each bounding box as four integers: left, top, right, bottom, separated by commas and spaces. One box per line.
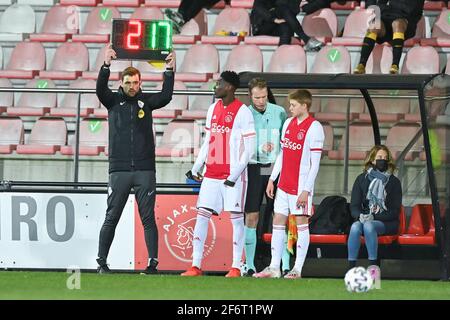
293, 224, 310, 273
391, 32, 405, 68
231, 212, 245, 269
244, 226, 257, 271
192, 208, 212, 268
269, 225, 286, 269
359, 31, 377, 66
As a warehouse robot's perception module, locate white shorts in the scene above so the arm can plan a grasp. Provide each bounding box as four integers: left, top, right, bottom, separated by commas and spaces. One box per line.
273, 188, 313, 217
197, 176, 247, 214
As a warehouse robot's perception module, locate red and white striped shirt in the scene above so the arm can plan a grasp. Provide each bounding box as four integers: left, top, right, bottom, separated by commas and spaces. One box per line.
271, 116, 324, 195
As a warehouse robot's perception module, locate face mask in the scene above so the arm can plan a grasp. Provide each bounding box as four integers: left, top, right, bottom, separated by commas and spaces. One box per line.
375, 159, 388, 172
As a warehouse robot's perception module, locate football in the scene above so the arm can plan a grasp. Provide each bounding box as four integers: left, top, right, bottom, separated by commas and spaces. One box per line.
344, 267, 374, 293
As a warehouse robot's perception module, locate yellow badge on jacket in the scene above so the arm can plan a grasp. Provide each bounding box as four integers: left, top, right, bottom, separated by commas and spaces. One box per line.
138, 109, 145, 118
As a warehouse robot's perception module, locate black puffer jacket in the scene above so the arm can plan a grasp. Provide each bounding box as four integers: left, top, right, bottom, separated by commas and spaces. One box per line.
96, 65, 174, 173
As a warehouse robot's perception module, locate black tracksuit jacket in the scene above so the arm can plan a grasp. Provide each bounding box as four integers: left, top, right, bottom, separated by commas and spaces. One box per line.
96, 65, 174, 173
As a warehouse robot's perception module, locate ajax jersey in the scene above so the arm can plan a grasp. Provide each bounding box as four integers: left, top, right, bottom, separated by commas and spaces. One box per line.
277, 116, 324, 195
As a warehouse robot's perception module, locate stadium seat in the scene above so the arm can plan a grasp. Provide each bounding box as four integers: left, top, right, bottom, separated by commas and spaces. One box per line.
266, 45, 306, 73
0, 4, 35, 41
302, 8, 337, 39
201, 8, 249, 45
102, 0, 141, 6
72, 6, 121, 43
16, 117, 67, 155
401, 46, 440, 74
230, 0, 253, 8
385, 123, 423, 161
182, 80, 215, 119
361, 206, 406, 245
60, 118, 108, 156
0, 78, 13, 114
155, 119, 202, 157
358, 89, 410, 123
0, 41, 46, 79
60, 0, 100, 6
29, 4, 80, 42
0, 116, 24, 153
432, 9, 450, 38
50, 79, 99, 117
327, 123, 374, 160
153, 80, 187, 119
83, 46, 131, 81
131, 6, 163, 20
330, 0, 358, 10
322, 122, 334, 157
220, 44, 263, 75
132, 60, 165, 82
176, 44, 219, 82
40, 42, 89, 80
311, 45, 351, 73
7, 79, 56, 116
145, 0, 181, 8
398, 204, 436, 245
331, 8, 374, 46
365, 44, 393, 74
315, 90, 364, 122
173, 10, 207, 44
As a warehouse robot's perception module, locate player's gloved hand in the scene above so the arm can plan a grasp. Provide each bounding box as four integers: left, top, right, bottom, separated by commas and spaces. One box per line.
186, 170, 203, 182
224, 179, 235, 187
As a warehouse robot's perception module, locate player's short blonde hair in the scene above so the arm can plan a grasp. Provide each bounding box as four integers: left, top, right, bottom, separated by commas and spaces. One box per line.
288, 89, 312, 111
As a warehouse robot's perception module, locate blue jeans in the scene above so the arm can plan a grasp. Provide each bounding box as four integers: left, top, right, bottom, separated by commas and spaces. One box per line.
347, 221, 386, 261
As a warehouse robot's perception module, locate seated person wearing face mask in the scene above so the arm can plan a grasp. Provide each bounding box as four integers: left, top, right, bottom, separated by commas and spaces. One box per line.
347, 145, 402, 270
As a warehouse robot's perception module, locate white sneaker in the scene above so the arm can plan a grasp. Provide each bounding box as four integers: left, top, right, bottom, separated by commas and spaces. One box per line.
253, 266, 281, 278
284, 268, 302, 279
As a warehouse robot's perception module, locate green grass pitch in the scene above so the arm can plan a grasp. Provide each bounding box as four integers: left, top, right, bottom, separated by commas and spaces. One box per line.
0, 271, 449, 300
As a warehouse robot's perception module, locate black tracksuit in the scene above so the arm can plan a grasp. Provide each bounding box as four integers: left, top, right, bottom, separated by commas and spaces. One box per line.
350, 172, 402, 235
96, 64, 174, 261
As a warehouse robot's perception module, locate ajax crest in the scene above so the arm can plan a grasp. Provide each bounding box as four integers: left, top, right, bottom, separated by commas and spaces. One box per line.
163, 205, 217, 262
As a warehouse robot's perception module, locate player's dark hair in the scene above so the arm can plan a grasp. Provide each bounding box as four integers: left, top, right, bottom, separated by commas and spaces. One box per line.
121, 67, 141, 81
220, 71, 240, 89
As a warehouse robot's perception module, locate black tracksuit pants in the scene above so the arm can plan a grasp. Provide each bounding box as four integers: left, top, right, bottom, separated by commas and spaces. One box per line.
98, 170, 157, 261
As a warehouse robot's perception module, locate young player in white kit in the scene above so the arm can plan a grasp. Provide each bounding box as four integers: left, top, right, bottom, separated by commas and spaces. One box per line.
182, 71, 256, 277
254, 89, 324, 279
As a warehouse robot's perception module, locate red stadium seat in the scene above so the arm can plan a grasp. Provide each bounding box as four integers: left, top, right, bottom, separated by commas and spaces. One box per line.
153, 80, 187, 118
330, 0, 358, 10
267, 45, 306, 73
131, 6, 163, 20
132, 60, 165, 82
302, 8, 337, 39
398, 204, 436, 245
83, 46, 131, 81
322, 122, 334, 157
176, 44, 219, 82
7, 79, 56, 116
220, 44, 263, 75
311, 45, 351, 73
173, 9, 207, 44
72, 7, 121, 43
0, 41, 46, 79
358, 90, 410, 123
315, 90, 364, 122
328, 123, 374, 160
40, 42, 89, 80
385, 123, 423, 161
0, 117, 24, 154
0, 4, 35, 41
201, 8, 249, 45
102, 0, 141, 6
60, 0, 100, 5
365, 44, 393, 74
50, 79, 99, 117
182, 80, 215, 119
0, 78, 14, 113
30, 5, 80, 42
155, 119, 202, 157
431, 9, 450, 38
401, 46, 440, 74
16, 117, 67, 155
60, 118, 108, 156
331, 8, 373, 46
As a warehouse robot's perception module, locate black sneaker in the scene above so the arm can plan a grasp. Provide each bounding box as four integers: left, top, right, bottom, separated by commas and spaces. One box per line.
141, 258, 159, 275
245, 269, 255, 277
282, 269, 290, 277
96, 258, 112, 274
